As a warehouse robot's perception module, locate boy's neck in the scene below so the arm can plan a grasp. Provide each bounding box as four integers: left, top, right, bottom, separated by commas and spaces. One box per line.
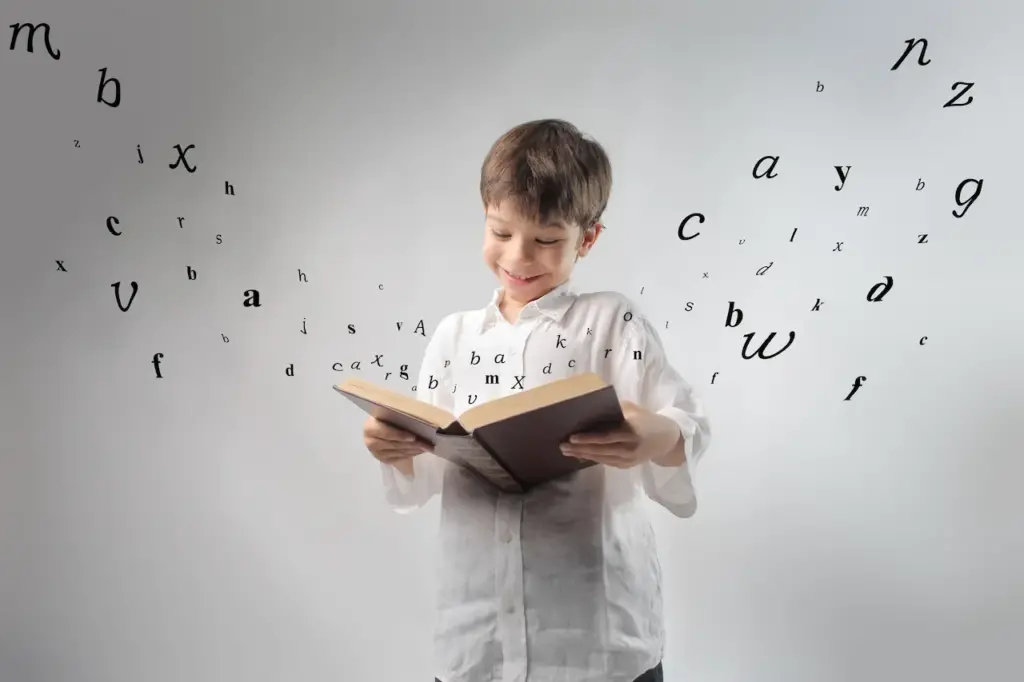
497, 278, 569, 323
498, 294, 524, 323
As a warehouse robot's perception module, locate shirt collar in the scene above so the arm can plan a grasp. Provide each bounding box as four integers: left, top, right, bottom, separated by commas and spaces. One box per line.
480, 278, 578, 332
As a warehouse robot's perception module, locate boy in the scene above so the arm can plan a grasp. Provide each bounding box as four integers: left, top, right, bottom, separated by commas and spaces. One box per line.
362, 119, 710, 682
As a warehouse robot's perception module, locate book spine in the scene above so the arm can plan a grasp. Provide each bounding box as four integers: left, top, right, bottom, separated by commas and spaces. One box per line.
470, 431, 528, 492
433, 434, 524, 494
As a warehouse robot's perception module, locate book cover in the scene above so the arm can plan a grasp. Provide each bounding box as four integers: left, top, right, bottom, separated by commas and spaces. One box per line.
335, 372, 625, 492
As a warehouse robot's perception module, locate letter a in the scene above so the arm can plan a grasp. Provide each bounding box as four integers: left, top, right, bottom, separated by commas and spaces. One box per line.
243, 289, 262, 307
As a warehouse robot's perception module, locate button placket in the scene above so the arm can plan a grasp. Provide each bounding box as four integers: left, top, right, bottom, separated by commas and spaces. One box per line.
513, 320, 534, 380
495, 493, 526, 682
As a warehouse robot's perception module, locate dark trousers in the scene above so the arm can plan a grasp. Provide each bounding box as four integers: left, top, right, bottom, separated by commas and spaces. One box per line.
434, 661, 663, 682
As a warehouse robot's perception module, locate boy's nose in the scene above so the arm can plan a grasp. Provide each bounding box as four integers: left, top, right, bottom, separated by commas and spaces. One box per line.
506, 254, 536, 269
508, 240, 537, 259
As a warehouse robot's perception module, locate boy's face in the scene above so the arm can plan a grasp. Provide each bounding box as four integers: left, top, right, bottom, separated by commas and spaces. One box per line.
483, 201, 601, 307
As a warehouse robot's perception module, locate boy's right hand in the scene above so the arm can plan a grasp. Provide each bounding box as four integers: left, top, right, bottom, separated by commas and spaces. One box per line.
362, 415, 433, 466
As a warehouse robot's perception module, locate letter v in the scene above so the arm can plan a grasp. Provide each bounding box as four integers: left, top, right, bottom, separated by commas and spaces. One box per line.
111, 281, 139, 311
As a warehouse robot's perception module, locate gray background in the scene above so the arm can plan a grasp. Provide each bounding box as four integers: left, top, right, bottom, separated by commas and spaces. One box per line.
2, 0, 1022, 680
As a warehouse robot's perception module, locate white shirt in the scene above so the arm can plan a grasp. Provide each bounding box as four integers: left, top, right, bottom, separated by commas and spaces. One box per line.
380, 278, 711, 682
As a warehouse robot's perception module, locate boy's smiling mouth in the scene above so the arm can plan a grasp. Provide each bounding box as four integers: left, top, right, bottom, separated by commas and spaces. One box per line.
500, 267, 542, 284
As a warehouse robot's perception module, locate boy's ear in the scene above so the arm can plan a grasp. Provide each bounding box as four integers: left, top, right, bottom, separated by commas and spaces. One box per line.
576, 223, 602, 259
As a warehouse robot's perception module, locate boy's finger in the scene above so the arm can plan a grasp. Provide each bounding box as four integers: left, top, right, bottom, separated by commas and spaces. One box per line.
380, 447, 424, 460
561, 442, 630, 457
367, 421, 417, 442
373, 438, 425, 451
375, 443, 422, 453
568, 428, 631, 444
375, 446, 424, 461
562, 448, 633, 467
374, 439, 432, 454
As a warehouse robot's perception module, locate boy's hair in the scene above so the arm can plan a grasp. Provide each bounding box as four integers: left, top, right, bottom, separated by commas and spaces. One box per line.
480, 119, 612, 232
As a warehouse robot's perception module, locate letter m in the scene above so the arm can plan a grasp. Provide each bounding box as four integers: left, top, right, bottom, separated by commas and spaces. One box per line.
485, 374, 499, 385
9, 23, 61, 59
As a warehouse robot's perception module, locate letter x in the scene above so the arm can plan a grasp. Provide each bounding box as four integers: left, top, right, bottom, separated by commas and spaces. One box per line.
56, 260, 67, 271
169, 144, 197, 173
512, 375, 525, 389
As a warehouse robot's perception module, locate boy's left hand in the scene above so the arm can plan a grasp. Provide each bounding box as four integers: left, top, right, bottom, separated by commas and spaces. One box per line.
560, 400, 682, 469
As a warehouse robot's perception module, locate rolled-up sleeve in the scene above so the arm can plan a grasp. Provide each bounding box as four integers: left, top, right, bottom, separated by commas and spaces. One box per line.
620, 315, 711, 518
380, 314, 455, 513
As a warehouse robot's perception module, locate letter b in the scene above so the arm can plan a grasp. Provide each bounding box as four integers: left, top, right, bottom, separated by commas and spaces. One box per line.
187, 265, 197, 280
725, 301, 743, 328
470, 350, 481, 365
96, 67, 120, 107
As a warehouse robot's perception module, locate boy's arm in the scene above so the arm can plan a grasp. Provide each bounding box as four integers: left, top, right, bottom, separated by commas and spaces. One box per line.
380, 313, 456, 513
616, 314, 711, 518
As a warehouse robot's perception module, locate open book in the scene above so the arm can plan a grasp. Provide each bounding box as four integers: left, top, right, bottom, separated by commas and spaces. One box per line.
335, 372, 624, 493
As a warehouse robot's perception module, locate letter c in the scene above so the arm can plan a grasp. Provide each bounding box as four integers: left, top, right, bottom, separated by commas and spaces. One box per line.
677, 212, 704, 241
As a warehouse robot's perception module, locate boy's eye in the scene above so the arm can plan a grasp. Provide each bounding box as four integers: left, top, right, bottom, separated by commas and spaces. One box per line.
491, 230, 561, 245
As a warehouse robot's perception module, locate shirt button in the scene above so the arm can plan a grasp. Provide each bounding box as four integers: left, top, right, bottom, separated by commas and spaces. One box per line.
502, 529, 512, 543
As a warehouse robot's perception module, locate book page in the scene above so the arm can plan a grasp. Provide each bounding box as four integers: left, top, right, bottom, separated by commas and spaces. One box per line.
334, 379, 456, 429
457, 372, 608, 430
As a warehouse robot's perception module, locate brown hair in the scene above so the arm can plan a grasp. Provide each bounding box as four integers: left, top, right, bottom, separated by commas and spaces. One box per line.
480, 119, 612, 234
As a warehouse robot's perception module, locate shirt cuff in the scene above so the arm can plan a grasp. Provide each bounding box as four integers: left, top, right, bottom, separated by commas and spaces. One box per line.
660, 404, 700, 461
642, 406, 700, 515
380, 456, 414, 492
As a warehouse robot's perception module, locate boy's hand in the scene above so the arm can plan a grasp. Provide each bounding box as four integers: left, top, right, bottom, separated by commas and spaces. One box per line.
560, 400, 682, 469
362, 415, 433, 466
